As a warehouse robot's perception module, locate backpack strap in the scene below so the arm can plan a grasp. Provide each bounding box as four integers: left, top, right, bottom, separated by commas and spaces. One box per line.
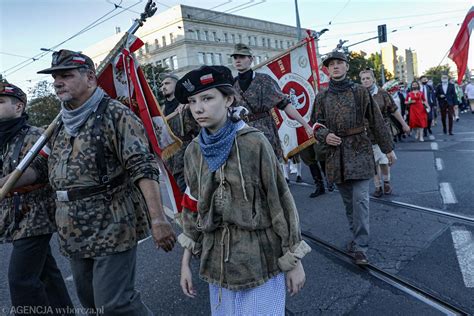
91, 96, 111, 185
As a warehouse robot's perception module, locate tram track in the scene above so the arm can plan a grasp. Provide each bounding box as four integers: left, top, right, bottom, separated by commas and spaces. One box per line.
370, 197, 474, 225
300, 230, 469, 316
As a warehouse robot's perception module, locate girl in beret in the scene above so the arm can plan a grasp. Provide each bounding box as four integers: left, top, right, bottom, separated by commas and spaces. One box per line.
176, 66, 310, 315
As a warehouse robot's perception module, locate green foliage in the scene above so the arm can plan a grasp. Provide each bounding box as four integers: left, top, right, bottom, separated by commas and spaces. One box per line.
141, 63, 169, 102
423, 64, 453, 86
26, 81, 61, 127
347, 52, 392, 86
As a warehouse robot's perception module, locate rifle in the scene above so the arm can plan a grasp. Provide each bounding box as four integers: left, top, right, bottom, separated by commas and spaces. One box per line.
0, 0, 157, 201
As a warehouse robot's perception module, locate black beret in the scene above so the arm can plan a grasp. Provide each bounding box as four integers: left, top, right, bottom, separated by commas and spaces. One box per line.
175, 66, 233, 104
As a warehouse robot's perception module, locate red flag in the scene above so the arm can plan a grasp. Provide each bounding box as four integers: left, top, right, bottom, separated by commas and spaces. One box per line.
255, 34, 322, 158
449, 6, 474, 84
97, 35, 183, 215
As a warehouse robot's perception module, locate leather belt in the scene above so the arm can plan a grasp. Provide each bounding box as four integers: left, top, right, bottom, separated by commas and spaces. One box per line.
336, 126, 366, 137
56, 173, 126, 202
247, 111, 270, 122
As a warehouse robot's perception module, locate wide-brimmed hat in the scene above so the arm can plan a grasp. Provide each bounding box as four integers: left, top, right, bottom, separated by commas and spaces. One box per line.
175, 66, 233, 104
230, 43, 253, 57
0, 82, 27, 104
37, 49, 95, 74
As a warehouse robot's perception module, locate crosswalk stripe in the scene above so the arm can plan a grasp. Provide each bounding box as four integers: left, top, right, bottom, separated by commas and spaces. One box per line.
451, 226, 474, 288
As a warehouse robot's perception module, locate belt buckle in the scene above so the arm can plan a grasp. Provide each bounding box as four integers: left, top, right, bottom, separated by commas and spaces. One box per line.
56, 191, 70, 202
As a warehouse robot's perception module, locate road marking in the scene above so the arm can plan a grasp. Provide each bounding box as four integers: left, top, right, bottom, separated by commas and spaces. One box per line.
439, 182, 457, 204
431, 142, 439, 150
451, 226, 474, 288
435, 158, 444, 171
428, 135, 435, 140
66, 275, 73, 282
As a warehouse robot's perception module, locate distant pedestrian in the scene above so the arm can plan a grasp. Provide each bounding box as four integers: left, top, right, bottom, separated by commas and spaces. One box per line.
419, 76, 437, 137
313, 52, 395, 265
435, 74, 458, 135
176, 66, 310, 315
465, 78, 474, 114
406, 81, 428, 141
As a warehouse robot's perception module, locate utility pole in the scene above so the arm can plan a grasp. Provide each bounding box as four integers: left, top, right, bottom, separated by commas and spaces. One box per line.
295, 0, 302, 40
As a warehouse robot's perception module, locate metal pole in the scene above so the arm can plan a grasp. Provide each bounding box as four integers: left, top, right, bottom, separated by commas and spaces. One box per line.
295, 0, 302, 40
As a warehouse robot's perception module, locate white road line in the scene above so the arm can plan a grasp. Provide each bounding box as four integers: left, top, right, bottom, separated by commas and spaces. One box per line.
451, 226, 474, 288
431, 142, 439, 150
435, 158, 444, 171
66, 275, 73, 282
428, 135, 435, 140
439, 182, 458, 204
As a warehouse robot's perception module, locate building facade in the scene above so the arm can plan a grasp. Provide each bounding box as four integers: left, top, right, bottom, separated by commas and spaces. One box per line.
84, 4, 303, 78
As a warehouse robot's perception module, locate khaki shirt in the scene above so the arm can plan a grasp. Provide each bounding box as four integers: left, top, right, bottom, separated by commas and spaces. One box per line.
178, 127, 310, 290
1, 126, 56, 242
32, 98, 160, 258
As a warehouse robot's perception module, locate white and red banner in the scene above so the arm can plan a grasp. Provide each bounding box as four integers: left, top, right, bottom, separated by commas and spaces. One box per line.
97, 34, 183, 215
449, 6, 474, 85
256, 34, 324, 159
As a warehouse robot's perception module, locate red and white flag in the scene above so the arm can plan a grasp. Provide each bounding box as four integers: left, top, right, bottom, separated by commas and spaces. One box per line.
256, 33, 323, 159
449, 6, 474, 85
97, 34, 183, 215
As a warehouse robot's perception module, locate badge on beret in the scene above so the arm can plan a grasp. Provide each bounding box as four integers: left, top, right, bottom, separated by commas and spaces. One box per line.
200, 74, 214, 85
182, 79, 195, 92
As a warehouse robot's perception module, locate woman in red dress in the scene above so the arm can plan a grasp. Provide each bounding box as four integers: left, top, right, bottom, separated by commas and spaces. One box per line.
406, 81, 428, 141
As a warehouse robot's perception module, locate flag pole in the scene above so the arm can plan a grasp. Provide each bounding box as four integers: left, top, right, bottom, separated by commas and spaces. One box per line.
0, 0, 158, 201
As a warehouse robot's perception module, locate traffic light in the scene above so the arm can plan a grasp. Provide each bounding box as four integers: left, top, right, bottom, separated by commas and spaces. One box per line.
378, 24, 387, 43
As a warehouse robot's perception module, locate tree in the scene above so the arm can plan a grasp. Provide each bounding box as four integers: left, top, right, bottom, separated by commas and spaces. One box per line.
423, 64, 453, 86
368, 52, 392, 85
347, 52, 373, 82
26, 80, 61, 127
141, 63, 169, 103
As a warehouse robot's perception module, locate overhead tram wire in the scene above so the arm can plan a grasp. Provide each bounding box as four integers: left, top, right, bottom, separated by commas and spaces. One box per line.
3, 0, 143, 78
327, 0, 351, 25
310, 8, 466, 29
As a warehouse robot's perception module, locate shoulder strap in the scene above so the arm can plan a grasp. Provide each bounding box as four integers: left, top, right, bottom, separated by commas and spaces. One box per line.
10, 125, 31, 169
92, 96, 111, 185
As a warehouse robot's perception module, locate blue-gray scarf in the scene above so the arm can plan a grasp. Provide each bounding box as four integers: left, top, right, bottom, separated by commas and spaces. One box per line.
61, 87, 105, 137
198, 119, 242, 172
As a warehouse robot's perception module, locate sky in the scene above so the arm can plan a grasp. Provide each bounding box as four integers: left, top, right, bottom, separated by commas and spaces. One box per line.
1, 0, 473, 94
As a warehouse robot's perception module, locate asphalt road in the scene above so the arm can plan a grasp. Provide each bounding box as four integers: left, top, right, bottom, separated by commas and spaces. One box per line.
0, 111, 473, 315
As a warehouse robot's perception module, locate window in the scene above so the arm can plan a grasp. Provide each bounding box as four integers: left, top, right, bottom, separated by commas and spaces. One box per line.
280, 40, 283, 49
204, 31, 209, 41
171, 55, 178, 69
254, 36, 257, 46
170, 33, 174, 44
224, 33, 228, 42
214, 53, 222, 65
262, 38, 266, 47
196, 30, 201, 40
248, 36, 252, 45
256, 56, 261, 64
198, 52, 205, 64
164, 57, 171, 69
212, 31, 217, 41
154, 39, 159, 49
287, 41, 290, 48
274, 39, 278, 48
162, 36, 167, 46
227, 54, 232, 65
206, 53, 213, 65
267, 38, 271, 47
238, 34, 242, 43
231, 34, 236, 43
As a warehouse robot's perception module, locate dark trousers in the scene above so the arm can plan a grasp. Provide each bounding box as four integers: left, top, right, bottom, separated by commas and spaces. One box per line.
8, 234, 73, 316
69, 246, 153, 316
440, 104, 454, 133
